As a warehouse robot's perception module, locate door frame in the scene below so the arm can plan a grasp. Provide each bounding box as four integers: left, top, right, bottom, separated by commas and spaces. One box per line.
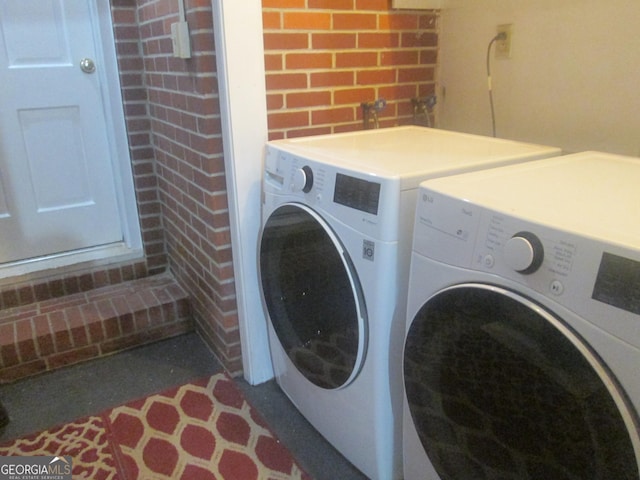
0, 1, 143, 282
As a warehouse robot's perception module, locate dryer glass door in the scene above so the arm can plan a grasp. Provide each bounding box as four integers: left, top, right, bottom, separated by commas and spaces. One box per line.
404, 284, 640, 480
260, 203, 367, 390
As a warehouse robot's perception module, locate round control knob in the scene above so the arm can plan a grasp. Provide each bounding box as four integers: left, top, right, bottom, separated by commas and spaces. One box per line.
291, 165, 314, 193
503, 231, 544, 274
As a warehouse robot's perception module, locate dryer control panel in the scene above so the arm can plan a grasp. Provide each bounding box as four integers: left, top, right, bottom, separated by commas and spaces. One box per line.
413, 186, 640, 347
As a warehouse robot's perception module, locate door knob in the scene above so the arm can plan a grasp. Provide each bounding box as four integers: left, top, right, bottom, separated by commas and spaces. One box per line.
80, 58, 96, 74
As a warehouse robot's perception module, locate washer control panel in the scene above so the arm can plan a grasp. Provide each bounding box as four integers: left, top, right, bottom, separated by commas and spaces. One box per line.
474, 213, 578, 287
503, 231, 545, 274
263, 144, 401, 242
414, 189, 596, 301
291, 165, 314, 193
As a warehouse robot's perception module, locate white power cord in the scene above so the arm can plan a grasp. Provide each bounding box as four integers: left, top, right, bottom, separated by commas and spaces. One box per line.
486, 32, 506, 137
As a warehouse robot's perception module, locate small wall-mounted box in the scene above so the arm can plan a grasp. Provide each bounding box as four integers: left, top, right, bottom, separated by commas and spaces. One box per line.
392, 0, 444, 9
171, 21, 191, 59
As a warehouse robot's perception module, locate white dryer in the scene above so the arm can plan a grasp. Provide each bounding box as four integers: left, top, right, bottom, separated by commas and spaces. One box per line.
404, 151, 640, 480
259, 126, 560, 479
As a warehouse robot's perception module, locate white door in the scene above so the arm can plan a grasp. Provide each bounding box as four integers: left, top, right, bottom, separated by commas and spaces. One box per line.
0, 0, 123, 265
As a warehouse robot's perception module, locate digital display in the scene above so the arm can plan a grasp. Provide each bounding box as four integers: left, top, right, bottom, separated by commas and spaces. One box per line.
592, 252, 640, 315
333, 173, 381, 215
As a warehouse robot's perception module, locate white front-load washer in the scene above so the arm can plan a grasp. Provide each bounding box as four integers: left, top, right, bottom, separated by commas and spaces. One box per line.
259, 126, 560, 479
404, 151, 640, 480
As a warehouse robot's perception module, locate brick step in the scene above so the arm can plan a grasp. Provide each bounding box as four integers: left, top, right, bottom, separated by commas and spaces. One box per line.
0, 272, 192, 383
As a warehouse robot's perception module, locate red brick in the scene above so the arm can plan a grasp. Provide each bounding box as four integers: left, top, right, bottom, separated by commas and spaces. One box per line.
380, 49, 419, 66
33, 315, 55, 357
333, 13, 377, 30
263, 0, 305, 7
334, 87, 376, 105
268, 111, 309, 130
308, 0, 354, 8
284, 12, 331, 30
100, 322, 191, 356
401, 31, 438, 48
15, 319, 35, 342
358, 32, 399, 49
47, 345, 100, 371
265, 73, 308, 90
50, 312, 72, 353
17, 286, 35, 305
263, 32, 309, 50
398, 66, 435, 83
16, 337, 37, 363
262, 11, 281, 29
357, 68, 396, 85
312, 33, 356, 50
1, 289, 19, 309
418, 14, 438, 30
420, 49, 438, 64
147, 305, 164, 326
66, 307, 89, 347
264, 53, 283, 71
285, 52, 332, 69
286, 91, 331, 108
267, 130, 284, 141
312, 106, 355, 125
87, 316, 106, 344
379, 13, 419, 30
40, 295, 85, 314
379, 83, 419, 101
336, 51, 378, 68
94, 299, 116, 320
334, 123, 361, 134
310, 70, 354, 88
356, 0, 390, 10
103, 316, 121, 340
119, 312, 135, 335
134, 310, 152, 331
0, 323, 18, 367
0, 360, 47, 383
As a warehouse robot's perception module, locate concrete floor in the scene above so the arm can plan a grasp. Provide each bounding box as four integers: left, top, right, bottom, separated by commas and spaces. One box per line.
0, 333, 367, 480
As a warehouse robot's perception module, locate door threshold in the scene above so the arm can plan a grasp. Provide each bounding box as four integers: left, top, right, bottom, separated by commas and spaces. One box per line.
0, 243, 144, 286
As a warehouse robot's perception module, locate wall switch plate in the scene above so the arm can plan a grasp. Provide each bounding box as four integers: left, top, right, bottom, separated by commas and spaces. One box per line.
171, 21, 191, 59
495, 24, 513, 59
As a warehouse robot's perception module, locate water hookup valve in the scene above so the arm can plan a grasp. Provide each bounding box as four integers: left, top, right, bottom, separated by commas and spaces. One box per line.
411, 95, 437, 127
361, 98, 387, 130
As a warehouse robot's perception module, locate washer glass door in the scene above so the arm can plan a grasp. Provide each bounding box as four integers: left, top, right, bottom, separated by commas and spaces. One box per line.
404, 284, 640, 480
260, 203, 367, 390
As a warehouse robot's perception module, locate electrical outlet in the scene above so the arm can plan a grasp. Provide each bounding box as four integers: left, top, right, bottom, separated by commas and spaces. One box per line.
495, 24, 513, 59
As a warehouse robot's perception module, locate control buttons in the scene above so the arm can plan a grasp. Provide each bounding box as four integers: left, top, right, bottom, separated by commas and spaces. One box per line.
482, 254, 495, 268
504, 231, 544, 274
362, 240, 375, 261
291, 165, 314, 193
550, 280, 564, 296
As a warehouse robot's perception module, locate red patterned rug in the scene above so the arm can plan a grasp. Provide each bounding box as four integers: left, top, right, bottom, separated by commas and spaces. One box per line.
0, 373, 311, 479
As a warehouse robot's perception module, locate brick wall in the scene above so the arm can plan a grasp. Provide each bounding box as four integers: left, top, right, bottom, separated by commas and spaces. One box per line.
111, 1, 167, 274
134, 0, 241, 374
263, 0, 439, 139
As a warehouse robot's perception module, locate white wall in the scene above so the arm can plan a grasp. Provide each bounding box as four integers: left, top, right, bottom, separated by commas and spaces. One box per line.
437, 0, 640, 155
